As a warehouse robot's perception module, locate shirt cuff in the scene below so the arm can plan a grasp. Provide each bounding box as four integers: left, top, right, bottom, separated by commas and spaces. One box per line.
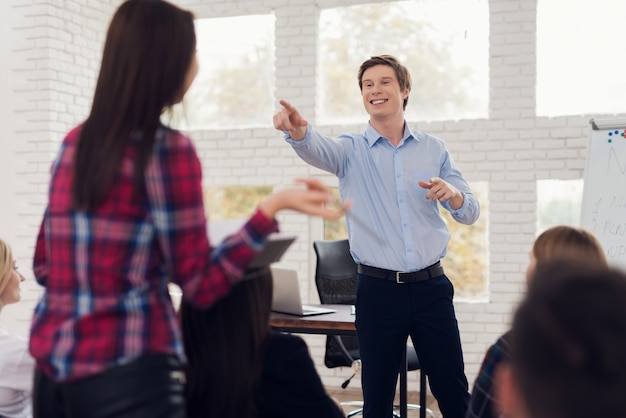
446, 191, 469, 215
283, 125, 312, 147
248, 208, 280, 240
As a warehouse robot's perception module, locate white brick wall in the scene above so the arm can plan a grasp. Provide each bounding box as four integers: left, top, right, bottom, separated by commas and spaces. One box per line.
2, 0, 625, 402
0, 0, 26, 336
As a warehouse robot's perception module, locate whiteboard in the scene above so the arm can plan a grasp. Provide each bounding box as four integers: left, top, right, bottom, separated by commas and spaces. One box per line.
580, 117, 626, 271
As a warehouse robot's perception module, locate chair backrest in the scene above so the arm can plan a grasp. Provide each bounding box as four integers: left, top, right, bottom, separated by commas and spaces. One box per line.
312, 241, 424, 378
313, 239, 358, 305
313, 239, 360, 369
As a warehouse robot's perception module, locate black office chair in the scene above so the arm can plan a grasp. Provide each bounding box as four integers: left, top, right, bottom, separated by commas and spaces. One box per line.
313, 239, 435, 418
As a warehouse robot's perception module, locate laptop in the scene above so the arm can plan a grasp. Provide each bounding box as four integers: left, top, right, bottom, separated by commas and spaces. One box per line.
270, 267, 337, 316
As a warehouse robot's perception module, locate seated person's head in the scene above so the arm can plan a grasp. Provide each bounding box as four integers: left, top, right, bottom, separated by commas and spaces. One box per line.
0, 238, 25, 311
180, 268, 272, 418
497, 262, 626, 418
526, 225, 607, 284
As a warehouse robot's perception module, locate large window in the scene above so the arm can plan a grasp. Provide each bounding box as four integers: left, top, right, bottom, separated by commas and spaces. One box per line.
169, 15, 275, 130
317, 0, 489, 125
324, 181, 489, 301
536, 179, 584, 233
537, 0, 626, 116
204, 185, 272, 220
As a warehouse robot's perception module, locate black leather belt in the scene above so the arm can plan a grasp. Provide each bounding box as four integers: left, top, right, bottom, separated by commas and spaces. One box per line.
357, 261, 444, 284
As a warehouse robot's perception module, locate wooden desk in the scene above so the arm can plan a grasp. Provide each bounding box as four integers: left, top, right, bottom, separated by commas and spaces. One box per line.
269, 304, 355, 335
270, 304, 412, 418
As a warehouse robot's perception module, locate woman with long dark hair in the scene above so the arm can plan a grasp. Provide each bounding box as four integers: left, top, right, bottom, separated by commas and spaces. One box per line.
181, 269, 345, 418
28, 1, 346, 417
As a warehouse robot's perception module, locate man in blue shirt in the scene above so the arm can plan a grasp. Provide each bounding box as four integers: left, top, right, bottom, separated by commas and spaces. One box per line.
273, 54, 480, 418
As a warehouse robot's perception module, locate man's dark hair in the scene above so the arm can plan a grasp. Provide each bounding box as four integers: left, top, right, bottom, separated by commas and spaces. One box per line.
511, 262, 626, 418
358, 55, 412, 110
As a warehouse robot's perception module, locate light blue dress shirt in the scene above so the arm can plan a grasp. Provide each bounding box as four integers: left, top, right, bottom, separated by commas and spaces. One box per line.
285, 122, 480, 272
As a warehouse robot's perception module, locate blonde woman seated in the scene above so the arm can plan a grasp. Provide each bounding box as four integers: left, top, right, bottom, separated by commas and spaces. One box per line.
465, 225, 608, 418
0, 239, 34, 418
180, 268, 345, 418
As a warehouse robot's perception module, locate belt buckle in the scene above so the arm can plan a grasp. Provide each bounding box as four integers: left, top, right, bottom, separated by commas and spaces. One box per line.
396, 271, 410, 284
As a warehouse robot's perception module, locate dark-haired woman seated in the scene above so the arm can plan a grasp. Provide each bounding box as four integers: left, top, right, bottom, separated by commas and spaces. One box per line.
180, 268, 345, 418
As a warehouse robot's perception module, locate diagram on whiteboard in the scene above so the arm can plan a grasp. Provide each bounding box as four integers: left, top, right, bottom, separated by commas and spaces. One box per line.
581, 119, 626, 270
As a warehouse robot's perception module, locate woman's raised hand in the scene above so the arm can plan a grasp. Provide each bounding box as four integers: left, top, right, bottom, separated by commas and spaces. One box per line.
260, 178, 351, 221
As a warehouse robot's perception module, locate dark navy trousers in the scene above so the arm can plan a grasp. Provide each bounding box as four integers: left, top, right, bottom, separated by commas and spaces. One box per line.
355, 273, 470, 418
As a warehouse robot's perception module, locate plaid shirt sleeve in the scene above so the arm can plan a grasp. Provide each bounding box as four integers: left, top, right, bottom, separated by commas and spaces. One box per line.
465, 332, 512, 418
145, 129, 279, 307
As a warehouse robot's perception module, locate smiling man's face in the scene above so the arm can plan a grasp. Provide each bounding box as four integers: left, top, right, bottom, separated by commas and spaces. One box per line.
360, 64, 409, 121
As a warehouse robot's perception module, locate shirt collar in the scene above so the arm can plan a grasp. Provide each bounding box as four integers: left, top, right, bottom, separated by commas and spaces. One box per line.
364, 121, 416, 148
